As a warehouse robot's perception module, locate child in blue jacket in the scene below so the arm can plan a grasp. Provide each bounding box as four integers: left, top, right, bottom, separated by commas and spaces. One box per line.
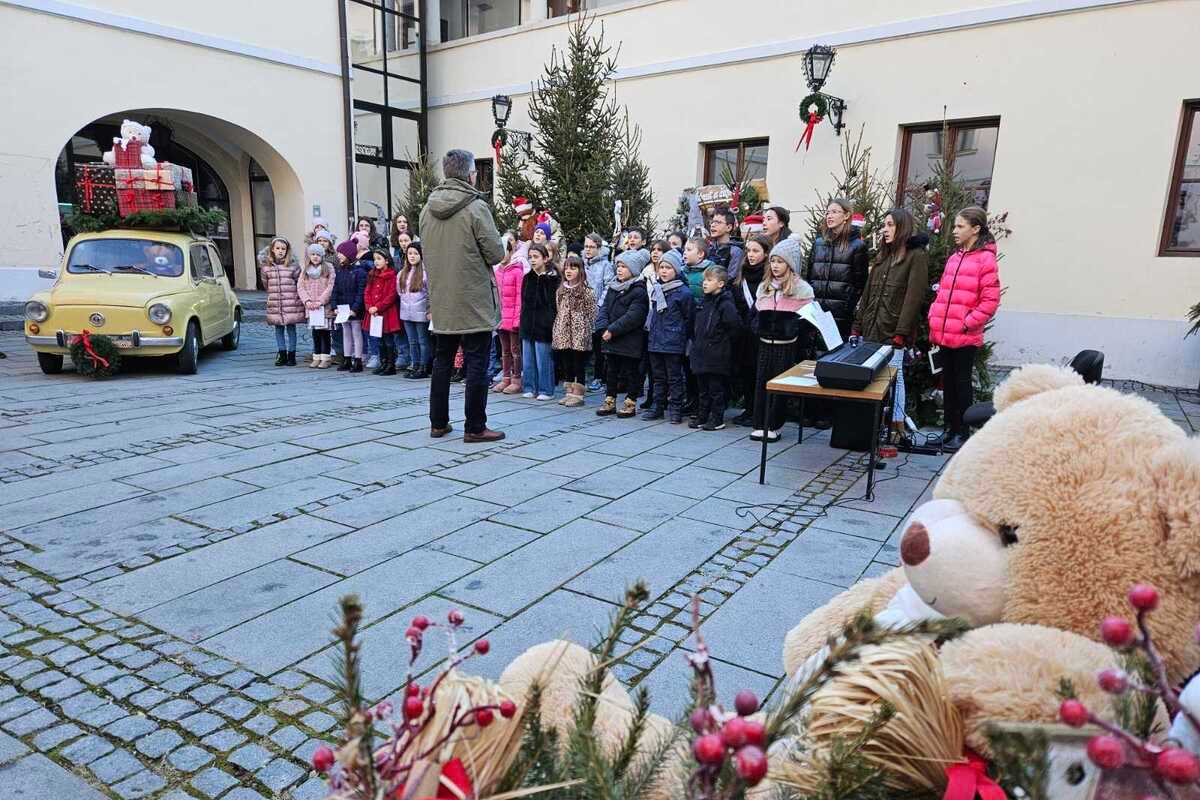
644, 249, 693, 423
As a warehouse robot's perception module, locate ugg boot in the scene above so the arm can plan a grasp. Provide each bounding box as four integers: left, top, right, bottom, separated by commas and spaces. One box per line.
274, 350, 286, 366
563, 383, 585, 408
616, 398, 638, 418
317, 354, 332, 369
491, 376, 511, 393
285, 351, 297, 366
309, 353, 320, 368
502, 377, 522, 395
595, 396, 617, 417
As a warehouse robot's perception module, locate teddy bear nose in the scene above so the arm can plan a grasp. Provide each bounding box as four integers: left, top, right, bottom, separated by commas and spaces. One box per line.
900, 521, 930, 567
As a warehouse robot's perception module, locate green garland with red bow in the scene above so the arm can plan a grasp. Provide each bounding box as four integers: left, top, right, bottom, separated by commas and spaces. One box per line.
69, 330, 121, 379
796, 92, 829, 152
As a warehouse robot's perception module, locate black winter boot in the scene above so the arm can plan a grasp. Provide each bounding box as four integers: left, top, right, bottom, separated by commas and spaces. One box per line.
380, 346, 397, 376
274, 350, 286, 366
285, 351, 296, 366
350, 358, 364, 373
372, 346, 389, 375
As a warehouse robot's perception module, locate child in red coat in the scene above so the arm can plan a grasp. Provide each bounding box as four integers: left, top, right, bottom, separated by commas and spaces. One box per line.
363, 249, 402, 376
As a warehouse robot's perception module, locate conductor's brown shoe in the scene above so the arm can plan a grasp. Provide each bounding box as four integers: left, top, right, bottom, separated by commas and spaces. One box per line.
430, 424, 453, 438
463, 428, 505, 444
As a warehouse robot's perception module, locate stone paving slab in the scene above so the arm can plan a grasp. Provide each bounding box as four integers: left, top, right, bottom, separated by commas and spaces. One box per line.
7, 325, 1188, 797
2, 752, 111, 799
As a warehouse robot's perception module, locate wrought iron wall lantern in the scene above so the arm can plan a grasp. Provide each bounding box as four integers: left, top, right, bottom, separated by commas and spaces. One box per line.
489, 94, 533, 160
802, 44, 848, 136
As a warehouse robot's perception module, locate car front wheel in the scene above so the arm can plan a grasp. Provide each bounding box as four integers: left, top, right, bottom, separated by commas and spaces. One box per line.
37, 352, 63, 375
176, 321, 200, 375
221, 310, 241, 351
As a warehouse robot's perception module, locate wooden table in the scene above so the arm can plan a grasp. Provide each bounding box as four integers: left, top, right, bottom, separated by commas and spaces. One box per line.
757, 361, 898, 501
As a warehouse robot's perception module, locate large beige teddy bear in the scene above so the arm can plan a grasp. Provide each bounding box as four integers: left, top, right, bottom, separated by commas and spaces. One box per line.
783, 364, 1200, 750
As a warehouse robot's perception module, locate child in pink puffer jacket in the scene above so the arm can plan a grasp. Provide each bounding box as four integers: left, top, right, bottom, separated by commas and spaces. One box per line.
492, 235, 530, 394
927, 206, 1000, 452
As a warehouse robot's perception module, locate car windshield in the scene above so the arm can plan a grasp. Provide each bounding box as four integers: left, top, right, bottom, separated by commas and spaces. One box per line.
67, 239, 184, 277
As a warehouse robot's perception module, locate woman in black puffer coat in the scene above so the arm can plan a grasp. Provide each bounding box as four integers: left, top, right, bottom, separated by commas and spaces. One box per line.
806, 198, 869, 341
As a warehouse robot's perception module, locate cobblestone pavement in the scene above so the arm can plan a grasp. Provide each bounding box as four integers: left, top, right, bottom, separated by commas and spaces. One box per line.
1, 325, 1196, 798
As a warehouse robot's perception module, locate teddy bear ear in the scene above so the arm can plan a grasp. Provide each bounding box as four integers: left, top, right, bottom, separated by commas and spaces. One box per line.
993, 364, 1085, 413
1152, 440, 1200, 579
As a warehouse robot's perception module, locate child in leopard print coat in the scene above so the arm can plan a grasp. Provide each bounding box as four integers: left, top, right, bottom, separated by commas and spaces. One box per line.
551, 254, 596, 408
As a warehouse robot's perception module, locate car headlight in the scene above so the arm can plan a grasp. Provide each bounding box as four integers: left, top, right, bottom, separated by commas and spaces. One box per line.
148, 303, 172, 324
25, 301, 49, 322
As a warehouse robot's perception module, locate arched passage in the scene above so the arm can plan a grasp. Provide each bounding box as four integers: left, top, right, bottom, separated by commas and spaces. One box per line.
51, 109, 306, 290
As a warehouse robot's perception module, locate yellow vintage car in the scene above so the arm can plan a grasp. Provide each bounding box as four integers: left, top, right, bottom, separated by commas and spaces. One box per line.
24, 229, 242, 375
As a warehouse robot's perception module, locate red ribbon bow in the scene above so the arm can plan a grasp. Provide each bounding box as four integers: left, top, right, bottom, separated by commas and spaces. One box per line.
72, 329, 110, 370
943, 750, 1005, 800
389, 757, 474, 800
795, 112, 823, 152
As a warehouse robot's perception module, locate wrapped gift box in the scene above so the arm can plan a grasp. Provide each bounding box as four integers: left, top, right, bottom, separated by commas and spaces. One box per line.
174, 189, 199, 208
117, 187, 176, 216
115, 165, 174, 191
167, 163, 194, 191
74, 164, 118, 215
112, 137, 144, 169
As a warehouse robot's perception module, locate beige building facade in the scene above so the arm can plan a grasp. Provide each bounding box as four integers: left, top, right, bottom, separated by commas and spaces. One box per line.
3, 0, 1199, 387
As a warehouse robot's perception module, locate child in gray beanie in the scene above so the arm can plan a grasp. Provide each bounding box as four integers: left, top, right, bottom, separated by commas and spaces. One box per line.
595, 249, 651, 418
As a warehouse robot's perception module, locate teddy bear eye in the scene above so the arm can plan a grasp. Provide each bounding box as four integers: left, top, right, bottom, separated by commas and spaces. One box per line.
998, 524, 1019, 547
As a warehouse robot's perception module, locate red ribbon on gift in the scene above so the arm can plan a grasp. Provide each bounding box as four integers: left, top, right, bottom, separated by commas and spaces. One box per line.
795, 112, 823, 152
71, 329, 110, 370
943, 750, 1005, 800
79, 174, 96, 209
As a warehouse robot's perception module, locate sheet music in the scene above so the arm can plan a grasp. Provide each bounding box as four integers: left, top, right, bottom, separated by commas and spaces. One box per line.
369, 315, 383, 338
308, 309, 327, 329
774, 375, 819, 388
334, 304, 352, 324
797, 301, 843, 350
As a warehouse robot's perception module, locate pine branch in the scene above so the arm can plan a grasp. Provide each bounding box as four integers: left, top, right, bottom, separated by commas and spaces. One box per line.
611, 686, 651, 781
982, 725, 1051, 800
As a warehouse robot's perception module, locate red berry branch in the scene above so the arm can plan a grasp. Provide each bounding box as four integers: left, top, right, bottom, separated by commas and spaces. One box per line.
312, 607, 519, 800
685, 596, 770, 800
1057, 584, 1200, 793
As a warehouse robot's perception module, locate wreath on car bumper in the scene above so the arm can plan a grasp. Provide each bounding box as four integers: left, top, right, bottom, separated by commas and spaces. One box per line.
69, 330, 121, 379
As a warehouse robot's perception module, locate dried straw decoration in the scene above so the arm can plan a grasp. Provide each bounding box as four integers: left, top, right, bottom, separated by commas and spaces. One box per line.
376, 672, 526, 799
773, 637, 964, 794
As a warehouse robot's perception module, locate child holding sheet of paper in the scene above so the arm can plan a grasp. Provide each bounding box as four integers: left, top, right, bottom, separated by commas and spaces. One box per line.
363, 249, 402, 376
332, 240, 369, 373
750, 236, 813, 443
297, 244, 334, 368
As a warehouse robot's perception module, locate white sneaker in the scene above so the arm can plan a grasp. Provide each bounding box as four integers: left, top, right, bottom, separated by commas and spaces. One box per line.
751, 429, 765, 440
768, 429, 782, 442
536, 393, 553, 401
521, 391, 535, 399
365, 355, 380, 369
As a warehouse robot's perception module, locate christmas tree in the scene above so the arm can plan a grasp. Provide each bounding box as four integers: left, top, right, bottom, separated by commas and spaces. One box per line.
396, 150, 441, 238
610, 112, 656, 235
527, 14, 622, 242
803, 126, 891, 261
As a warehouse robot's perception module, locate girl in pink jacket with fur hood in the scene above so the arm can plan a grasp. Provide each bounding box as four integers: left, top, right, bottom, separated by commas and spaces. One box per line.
928, 206, 1000, 452
492, 235, 530, 394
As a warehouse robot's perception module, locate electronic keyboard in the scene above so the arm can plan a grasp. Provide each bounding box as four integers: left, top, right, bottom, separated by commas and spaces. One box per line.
814, 341, 893, 390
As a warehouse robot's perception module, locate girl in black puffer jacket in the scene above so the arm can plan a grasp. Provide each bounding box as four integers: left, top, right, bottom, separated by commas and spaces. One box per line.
730, 234, 772, 426
806, 198, 869, 341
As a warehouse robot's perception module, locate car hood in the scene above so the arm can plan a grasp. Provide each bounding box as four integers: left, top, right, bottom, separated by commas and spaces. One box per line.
49, 277, 187, 307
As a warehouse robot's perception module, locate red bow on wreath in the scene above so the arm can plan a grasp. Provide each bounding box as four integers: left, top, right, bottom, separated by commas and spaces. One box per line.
491, 129, 508, 170
796, 110, 823, 152
71, 329, 110, 370
943, 750, 1005, 800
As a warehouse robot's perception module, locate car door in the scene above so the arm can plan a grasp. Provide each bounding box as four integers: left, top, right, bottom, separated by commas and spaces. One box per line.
206, 244, 234, 335
188, 244, 221, 342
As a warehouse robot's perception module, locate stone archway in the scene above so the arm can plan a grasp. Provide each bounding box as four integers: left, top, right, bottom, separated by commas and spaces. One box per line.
48, 109, 308, 292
